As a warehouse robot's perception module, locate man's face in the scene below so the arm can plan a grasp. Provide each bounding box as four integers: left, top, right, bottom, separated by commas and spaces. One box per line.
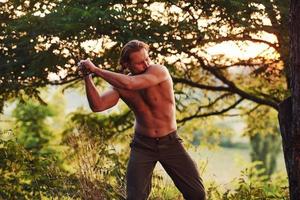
128, 48, 151, 75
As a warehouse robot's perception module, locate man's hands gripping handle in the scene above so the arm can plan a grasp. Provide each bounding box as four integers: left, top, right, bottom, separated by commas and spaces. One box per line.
77, 58, 98, 78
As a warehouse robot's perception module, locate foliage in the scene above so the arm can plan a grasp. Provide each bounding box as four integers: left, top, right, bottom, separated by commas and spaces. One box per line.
244, 106, 282, 176
150, 173, 184, 200
206, 162, 288, 200
0, 138, 79, 199
62, 126, 127, 199
249, 133, 281, 176
12, 100, 54, 155
64, 107, 134, 140
185, 120, 236, 149
0, 100, 289, 199
0, 0, 289, 118
0, 124, 129, 199
1, 97, 130, 199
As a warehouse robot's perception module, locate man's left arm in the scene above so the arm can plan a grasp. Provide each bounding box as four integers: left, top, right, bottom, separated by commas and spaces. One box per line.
80, 60, 169, 90
95, 65, 169, 90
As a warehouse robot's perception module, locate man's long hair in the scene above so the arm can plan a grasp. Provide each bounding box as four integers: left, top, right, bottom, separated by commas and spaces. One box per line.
119, 40, 149, 71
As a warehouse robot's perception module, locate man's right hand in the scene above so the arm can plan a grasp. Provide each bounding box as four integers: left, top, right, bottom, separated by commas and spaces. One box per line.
77, 62, 91, 78
78, 59, 98, 73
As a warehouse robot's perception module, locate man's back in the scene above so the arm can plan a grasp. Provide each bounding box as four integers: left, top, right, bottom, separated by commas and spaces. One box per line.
116, 65, 177, 137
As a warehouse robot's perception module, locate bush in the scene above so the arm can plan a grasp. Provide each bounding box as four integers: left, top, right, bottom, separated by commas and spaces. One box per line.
0, 139, 78, 199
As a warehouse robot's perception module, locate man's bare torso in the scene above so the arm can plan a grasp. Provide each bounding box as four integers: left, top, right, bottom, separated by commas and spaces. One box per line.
116, 71, 177, 137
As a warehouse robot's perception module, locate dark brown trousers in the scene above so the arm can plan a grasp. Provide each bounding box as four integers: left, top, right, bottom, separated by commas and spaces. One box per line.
126, 131, 206, 200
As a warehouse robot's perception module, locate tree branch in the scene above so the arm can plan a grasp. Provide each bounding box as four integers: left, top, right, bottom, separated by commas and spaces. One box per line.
185, 51, 279, 110
177, 98, 244, 124
172, 77, 230, 91
221, 104, 261, 117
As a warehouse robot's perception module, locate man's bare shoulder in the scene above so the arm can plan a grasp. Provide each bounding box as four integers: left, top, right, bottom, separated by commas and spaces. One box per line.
146, 64, 169, 75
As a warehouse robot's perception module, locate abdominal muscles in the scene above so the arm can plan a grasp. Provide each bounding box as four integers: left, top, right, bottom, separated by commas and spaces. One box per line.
133, 103, 177, 136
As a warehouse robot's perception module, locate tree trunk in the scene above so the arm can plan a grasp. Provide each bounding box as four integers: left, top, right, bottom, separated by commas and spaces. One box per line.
278, 97, 294, 198
278, 1, 300, 199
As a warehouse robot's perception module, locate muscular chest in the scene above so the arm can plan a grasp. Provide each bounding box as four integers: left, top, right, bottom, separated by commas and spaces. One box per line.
118, 86, 160, 109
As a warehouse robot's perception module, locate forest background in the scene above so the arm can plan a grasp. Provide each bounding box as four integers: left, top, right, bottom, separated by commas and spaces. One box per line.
0, 0, 291, 199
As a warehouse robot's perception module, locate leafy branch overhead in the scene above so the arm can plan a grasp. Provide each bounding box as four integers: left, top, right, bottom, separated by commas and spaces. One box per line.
0, 0, 289, 118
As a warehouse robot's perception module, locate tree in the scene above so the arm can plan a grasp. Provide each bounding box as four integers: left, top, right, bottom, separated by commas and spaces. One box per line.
0, 0, 287, 116
278, 0, 300, 199
246, 106, 281, 176
13, 101, 53, 155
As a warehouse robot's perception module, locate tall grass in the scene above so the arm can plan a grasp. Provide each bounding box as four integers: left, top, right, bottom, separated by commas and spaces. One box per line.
63, 127, 126, 200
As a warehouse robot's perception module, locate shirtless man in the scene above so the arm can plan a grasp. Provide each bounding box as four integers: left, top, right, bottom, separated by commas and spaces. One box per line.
78, 40, 206, 200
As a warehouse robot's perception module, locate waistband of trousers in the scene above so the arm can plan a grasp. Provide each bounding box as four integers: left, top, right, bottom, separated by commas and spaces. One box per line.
134, 130, 178, 142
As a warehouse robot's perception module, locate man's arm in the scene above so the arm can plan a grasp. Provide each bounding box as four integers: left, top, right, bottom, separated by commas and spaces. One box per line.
92, 64, 169, 90
84, 74, 120, 112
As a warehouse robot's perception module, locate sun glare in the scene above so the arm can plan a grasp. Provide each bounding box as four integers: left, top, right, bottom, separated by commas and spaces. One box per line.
207, 31, 278, 60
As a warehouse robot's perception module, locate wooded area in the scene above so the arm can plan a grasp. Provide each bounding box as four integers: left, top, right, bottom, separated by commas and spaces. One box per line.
0, 0, 298, 199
